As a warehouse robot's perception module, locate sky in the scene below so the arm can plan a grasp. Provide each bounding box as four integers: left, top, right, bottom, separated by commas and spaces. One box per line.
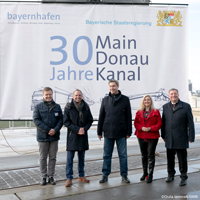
152, 0, 200, 91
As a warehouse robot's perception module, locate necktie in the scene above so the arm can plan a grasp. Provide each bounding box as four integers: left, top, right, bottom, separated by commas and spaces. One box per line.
172, 104, 175, 109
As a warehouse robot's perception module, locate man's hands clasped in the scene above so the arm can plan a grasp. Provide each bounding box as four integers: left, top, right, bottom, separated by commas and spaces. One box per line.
78, 127, 85, 135
48, 129, 56, 136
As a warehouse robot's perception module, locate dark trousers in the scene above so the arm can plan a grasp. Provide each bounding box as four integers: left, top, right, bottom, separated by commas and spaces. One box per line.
102, 137, 128, 177
138, 138, 158, 175
167, 148, 188, 180
66, 150, 85, 179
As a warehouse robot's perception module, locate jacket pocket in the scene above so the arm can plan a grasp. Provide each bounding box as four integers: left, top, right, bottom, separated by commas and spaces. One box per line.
37, 132, 47, 140
69, 131, 72, 138
40, 110, 48, 119
53, 109, 60, 117
103, 121, 108, 132
119, 121, 127, 132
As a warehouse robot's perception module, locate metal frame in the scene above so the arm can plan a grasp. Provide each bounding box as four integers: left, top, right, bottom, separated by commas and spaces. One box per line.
0, 1, 188, 5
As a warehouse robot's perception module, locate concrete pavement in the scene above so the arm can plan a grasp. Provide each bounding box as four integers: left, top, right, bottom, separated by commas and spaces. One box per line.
1, 124, 200, 171
0, 160, 200, 200
0, 124, 200, 199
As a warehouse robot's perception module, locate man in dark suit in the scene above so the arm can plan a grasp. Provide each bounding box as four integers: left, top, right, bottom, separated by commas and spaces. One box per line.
97, 79, 132, 184
161, 88, 195, 186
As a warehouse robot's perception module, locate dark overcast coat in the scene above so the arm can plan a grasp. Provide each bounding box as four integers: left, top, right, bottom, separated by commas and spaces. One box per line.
63, 100, 93, 151
97, 90, 132, 139
161, 100, 195, 149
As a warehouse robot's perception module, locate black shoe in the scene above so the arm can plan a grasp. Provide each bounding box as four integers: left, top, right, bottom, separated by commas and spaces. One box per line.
146, 174, 153, 183
40, 178, 46, 186
179, 179, 187, 186
48, 177, 56, 185
122, 175, 130, 183
140, 173, 148, 181
166, 177, 174, 183
99, 176, 108, 183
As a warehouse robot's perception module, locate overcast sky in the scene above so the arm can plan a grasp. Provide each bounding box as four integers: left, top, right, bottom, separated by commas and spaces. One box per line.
152, 0, 200, 91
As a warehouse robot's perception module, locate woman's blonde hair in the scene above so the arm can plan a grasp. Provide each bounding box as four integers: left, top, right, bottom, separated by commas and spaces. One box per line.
138, 95, 156, 111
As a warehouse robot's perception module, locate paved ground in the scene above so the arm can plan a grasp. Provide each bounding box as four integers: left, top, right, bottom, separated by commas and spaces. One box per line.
52, 171, 200, 200
0, 147, 200, 190
0, 161, 200, 200
0, 124, 200, 199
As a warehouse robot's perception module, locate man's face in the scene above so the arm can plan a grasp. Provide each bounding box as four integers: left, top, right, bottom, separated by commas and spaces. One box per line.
169, 90, 179, 103
73, 91, 83, 105
43, 90, 53, 102
109, 82, 119, 95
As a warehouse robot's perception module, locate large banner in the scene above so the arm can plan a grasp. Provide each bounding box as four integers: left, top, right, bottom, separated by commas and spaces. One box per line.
0, 3, 188, 119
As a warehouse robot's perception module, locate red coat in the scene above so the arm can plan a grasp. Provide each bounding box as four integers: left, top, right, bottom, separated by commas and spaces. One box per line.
134, 109, 162, 139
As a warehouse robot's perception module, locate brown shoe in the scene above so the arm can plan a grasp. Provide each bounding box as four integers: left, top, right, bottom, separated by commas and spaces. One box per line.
78, 177, 90, 183
65, 179, 72, 187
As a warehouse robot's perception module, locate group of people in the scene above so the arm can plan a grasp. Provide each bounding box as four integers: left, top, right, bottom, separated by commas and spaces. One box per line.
33, 79, 195, 188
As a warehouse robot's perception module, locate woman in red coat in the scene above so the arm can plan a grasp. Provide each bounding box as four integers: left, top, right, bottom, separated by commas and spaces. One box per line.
134, 95, 162, 183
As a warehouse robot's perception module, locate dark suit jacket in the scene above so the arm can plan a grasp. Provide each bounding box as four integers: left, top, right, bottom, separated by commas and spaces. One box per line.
161, 100, 195, 149
97, 90, 132, 139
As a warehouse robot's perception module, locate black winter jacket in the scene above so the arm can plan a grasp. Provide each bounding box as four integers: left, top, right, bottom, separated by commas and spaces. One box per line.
63, 100, 93, 151
161, 100, 195, 149
97, 90, 132, 139
33, 101, 63, 142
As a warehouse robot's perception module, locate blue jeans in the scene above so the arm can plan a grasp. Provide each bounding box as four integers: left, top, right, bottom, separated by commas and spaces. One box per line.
66, 150, 85, 179
102, 137, 128, 177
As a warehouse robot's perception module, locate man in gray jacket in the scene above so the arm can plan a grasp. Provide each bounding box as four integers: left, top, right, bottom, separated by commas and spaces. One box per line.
161, 88, 195, 186
33, 87, 63, 186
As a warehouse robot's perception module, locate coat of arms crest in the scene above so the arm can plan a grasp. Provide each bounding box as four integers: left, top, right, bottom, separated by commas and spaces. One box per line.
157, 10, 182, 26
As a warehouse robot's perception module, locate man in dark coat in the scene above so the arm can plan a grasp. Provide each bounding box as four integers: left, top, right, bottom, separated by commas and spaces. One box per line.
63, 89, 93, 187
161, 88, 195, 186
33, 87, 63, 186
97, 79, 132, 183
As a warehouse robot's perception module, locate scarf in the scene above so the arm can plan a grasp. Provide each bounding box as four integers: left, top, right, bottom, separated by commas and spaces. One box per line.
73, 99, 84, 125
43, 99, 55, 110
143, 108, 151, 143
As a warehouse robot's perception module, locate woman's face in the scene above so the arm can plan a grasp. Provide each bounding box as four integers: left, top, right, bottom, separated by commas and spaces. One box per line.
143, 96, 152, 107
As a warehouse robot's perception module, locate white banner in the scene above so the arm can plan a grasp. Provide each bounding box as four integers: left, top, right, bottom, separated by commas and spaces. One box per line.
0, 3, 188, 119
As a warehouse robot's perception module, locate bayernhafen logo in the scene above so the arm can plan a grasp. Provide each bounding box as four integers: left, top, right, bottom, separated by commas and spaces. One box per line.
157, 10, 182, 26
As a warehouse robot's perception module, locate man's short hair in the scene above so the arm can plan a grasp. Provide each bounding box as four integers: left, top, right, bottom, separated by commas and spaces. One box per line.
108, 79, 119, 86
43, 87, 53, 94
73, 89, 83, 95
169, 88, 179, 94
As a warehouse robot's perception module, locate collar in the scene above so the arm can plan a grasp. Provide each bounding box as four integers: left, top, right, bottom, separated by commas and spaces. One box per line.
170, 99, 180, 105
109, 90, 122, 99
143, 108, 151, 112
70, 99, 88, 109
